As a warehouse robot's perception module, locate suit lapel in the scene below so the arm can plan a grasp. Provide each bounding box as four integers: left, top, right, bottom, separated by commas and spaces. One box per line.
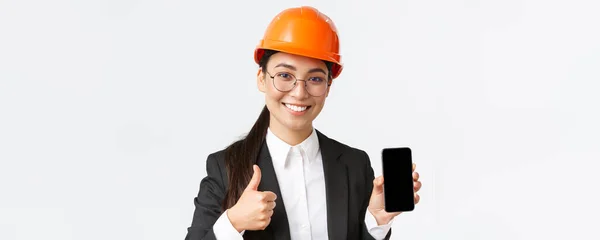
317, 130, 348, 240
256, 142, 291, 240
250, 131, 348, 240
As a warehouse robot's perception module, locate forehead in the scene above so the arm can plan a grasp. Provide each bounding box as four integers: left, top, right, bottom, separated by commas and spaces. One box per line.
267, 52, 327, 71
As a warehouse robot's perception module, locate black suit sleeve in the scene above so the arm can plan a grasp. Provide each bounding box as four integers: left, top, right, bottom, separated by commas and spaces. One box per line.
360, 150, 392, 240
185, 154, 227, 240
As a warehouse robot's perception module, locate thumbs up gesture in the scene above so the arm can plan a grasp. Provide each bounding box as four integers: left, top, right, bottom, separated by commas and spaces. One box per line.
227, 165, 278, 232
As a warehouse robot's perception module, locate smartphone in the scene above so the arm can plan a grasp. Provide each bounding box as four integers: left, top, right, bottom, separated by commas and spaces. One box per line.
381, 147, 415, 212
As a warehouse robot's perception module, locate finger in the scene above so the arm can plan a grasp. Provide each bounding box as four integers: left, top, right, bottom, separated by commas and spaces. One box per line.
261, 201, 276, 211
414, 181, 422, 192
263, 191, 277, 202
413, 172, 420, 181
372, 176, 384, 187
262, 217, 272, 230
414, 193, 420, 204
246, 165, 262, 191
371, 176, 384, 195
266, 201, 276, 210
374, 176, 384, 185
412, 163, 416, 172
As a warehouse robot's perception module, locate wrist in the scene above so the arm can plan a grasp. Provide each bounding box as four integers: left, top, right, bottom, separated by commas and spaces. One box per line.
369, 209, 393, 226
226, 207, 244, 233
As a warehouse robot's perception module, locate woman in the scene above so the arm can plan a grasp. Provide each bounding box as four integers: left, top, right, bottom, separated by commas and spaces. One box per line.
185, 6, 422, 240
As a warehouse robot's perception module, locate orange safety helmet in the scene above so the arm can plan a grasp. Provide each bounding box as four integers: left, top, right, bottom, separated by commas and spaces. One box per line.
254, 6, 343, 79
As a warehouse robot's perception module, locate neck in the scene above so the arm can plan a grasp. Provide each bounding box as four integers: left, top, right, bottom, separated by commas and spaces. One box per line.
269, 118, 313, 146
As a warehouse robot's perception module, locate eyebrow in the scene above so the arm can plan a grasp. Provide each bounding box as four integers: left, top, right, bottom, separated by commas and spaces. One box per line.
274, 63, 327, 75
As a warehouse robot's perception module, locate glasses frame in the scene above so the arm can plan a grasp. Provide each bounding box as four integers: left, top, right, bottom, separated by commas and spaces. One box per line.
265, 71, 332, 97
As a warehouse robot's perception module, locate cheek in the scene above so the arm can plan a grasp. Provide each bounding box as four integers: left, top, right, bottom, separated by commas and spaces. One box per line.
313, 96, 327, 107
264, 87, 285, 104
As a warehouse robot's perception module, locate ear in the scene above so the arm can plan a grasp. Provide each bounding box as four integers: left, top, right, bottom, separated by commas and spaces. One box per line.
257, 68, 266, 93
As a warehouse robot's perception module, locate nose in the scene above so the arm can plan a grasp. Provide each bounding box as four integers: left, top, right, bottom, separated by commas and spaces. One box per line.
289, 80, 310, 99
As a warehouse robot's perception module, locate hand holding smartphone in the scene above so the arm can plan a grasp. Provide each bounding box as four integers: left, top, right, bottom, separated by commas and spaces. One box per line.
381, 147, 415, 212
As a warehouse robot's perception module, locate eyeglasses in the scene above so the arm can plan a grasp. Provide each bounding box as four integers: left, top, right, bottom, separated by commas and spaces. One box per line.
266, 71, 331, 97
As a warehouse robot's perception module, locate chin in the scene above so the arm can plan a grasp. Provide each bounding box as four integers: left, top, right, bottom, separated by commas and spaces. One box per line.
283, 119, 312, 131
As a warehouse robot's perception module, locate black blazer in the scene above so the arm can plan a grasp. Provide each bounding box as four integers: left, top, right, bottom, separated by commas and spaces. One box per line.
185, 130, 392, 240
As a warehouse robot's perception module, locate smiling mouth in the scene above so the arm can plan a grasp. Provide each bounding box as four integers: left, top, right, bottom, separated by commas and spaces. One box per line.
282, 103, 311, 112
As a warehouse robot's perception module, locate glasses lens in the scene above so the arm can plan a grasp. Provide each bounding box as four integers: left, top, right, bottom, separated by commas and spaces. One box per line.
306, 78, 327, 96
273, 73, 295, 92
272, 72, 328, 96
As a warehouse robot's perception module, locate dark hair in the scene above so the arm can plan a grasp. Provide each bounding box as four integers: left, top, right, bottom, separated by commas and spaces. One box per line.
221, 50, 333, 211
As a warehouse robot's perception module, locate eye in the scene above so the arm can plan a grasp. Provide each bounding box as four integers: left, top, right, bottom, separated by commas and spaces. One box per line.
308, 77, 325, 83
276, 72, 293, 79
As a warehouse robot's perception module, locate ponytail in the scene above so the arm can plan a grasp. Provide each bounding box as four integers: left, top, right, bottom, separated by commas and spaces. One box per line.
222, 105, 270, 210
221, 49, 278, 211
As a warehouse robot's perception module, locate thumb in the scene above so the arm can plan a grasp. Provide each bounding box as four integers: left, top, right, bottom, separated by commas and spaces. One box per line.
246, 164, 261, 191
372, 176, 384, 195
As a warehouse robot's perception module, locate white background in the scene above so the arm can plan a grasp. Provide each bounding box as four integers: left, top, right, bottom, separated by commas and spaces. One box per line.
1, 0, 599, 239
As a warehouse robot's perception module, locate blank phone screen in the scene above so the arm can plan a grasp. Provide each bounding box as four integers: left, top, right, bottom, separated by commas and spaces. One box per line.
382, 147, 414, 212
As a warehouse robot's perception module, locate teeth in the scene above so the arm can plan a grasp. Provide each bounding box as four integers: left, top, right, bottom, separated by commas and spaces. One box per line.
285, 103, 308, 112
